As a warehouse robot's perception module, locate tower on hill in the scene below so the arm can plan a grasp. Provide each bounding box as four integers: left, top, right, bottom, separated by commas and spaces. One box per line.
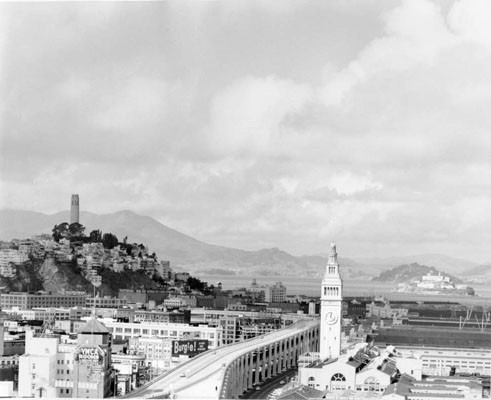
70, 194, 79, 224
319, 242, 343, 361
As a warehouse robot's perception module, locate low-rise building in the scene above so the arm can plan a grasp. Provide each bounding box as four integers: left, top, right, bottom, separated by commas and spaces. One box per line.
371, 326, 491, 376
382, 374, 483, 400
0, 249, 28, 267
102, 319, 222, 349
0, 293, 86, 310
298, 344, 421, 394
85, 296, 127, 309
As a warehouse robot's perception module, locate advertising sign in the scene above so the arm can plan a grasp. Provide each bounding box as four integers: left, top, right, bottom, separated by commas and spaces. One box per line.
75, 345, 104, 365
171, 340, 208, 357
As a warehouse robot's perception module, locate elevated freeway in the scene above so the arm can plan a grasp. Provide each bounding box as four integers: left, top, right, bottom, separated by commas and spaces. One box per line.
122, 318, 319, 399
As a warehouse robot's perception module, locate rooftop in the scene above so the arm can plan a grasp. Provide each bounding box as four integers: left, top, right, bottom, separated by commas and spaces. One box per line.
78, 317, 109, 334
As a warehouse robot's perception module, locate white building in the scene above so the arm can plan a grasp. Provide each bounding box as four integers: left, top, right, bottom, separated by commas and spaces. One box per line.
0, 249, 28, 268
264, 282, 287, 303
299, 343, 421, 393
18, 333, 61, 398
99, 319, 222, 349
366, 301, 408, 319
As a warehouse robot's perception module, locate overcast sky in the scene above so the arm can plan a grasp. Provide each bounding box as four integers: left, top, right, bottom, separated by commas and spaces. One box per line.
2, 0, 491, 261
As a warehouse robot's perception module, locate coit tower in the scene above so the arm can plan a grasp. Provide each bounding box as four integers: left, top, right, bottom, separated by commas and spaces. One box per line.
70, 194, 80, 224
319, 242, 343, 361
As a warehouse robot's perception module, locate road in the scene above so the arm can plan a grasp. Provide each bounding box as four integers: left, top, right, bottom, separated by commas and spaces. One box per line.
240, 367, 297, 399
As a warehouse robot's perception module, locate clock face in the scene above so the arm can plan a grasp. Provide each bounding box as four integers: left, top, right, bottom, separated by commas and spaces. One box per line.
325, 311, 338, 325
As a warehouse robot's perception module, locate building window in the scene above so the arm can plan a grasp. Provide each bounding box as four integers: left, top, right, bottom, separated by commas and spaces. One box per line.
331, 373, 346, 382
364, 377, 380, 392
308, 376, 315, 388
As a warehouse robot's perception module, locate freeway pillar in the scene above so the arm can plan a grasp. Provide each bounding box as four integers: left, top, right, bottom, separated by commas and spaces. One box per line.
254, 348, 261, 385
248, 351, 254, 389
237, 357, 242, 396
266, 345, 271, 380
275, 342, 281, 374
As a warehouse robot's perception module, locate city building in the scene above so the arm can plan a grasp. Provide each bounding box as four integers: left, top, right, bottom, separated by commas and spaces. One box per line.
190, 308, 284, 344
85, 296, 127, 309
371, 326, 491, 376
18, 333, 60, 398
111, 352, 145, 395
72, 318, 112, 398
366, 301, 409, 319
0, 249, 28, 268
0, 262, 16, 278
101, 320, 222, 349
115, 309, 191, 325
264, 281, 287, 303
0, 293, 87, 310
18, 317, 113, 398
382, 374, 484, 400
299, 343, 421, 393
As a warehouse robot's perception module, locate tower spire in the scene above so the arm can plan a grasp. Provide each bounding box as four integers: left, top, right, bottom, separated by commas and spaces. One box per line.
320, 241, 343, 361
328, 242, 337, 265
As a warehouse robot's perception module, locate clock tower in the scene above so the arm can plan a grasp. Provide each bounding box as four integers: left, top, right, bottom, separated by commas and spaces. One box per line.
319, 242, 342, 361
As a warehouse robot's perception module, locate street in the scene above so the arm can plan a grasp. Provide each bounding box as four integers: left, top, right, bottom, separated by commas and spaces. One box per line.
240, 367, 298, 399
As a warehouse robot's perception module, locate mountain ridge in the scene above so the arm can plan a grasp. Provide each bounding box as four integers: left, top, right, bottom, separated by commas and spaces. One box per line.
0, 209, 482, 278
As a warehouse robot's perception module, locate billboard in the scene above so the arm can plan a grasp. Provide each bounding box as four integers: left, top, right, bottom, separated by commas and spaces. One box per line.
171, 340, 208, 357
74, 345, 104, 365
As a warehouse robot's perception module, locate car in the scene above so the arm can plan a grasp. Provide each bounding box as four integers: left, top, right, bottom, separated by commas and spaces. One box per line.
280, 380, 286, 385
255, 386, 261, 391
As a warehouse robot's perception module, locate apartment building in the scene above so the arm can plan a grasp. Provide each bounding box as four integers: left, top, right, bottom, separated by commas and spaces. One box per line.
0, 249, 28, 267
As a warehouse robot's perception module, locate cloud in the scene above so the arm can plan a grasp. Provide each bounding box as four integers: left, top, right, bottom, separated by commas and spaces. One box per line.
207, 75, 312, 157
3, 0, 491, 261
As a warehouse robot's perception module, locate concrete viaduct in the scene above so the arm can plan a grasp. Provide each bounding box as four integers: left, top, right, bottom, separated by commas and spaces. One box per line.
123, 318, 320, 399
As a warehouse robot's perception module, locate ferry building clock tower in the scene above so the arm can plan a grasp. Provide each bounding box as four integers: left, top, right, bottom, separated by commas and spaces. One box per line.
319, 242, 343, 361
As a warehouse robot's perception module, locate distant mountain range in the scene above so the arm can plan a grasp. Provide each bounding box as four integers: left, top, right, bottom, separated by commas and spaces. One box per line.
0, 209, 486, 280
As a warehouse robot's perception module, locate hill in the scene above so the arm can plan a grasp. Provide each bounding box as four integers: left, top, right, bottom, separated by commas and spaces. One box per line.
464, 264, 491, 283
0, 256, 167, 297
351, 254, 478, 277
371, 263, 463, 284
0, 209, 335, 277
0, 209, 481, 279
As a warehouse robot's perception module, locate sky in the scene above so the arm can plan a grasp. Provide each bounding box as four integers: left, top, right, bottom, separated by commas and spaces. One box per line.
2, 0, 491, 261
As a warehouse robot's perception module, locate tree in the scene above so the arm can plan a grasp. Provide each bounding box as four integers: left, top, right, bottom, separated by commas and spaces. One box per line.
102, 233, 119, 249
187, 277, 206, 292
89, 229, 102, 243
52, 222, 69, 242
68, 223, 85, 241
